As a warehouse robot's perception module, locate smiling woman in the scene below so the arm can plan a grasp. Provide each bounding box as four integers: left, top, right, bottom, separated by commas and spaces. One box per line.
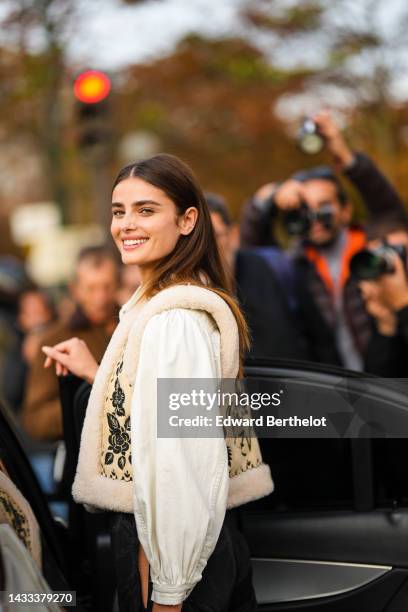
42, 153, 273, 611
109, 154, 234, 302
110, 169, 198, 280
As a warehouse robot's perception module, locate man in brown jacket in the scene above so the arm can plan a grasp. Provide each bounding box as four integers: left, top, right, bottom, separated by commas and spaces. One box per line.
22, 246, 120, 441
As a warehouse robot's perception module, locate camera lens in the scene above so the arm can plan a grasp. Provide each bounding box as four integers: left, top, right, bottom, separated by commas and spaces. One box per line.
283, 207, 311, 236
350, 250, 389, 280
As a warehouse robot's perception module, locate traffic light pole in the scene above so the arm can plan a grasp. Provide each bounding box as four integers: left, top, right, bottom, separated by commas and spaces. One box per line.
88, 156, 113, 235
73, 70, 114, 235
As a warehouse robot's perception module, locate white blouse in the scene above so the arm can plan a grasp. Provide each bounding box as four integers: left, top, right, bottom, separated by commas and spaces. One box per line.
130, 308, 229, 605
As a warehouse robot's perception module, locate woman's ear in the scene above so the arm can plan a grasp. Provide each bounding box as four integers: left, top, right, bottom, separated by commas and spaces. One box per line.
179, 207, 198, 235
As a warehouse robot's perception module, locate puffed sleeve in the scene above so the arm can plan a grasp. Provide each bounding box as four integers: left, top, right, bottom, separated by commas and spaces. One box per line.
130, 308, 229, 605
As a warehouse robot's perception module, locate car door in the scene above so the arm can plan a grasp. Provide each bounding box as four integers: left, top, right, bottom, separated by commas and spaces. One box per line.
0, 402, 76, 601
241, 359, 408, 612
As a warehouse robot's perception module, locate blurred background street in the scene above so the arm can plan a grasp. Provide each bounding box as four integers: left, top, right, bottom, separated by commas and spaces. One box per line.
2, 0, 408, 272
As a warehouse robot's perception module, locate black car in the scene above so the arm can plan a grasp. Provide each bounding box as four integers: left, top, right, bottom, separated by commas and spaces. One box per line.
243, 358, 408, 611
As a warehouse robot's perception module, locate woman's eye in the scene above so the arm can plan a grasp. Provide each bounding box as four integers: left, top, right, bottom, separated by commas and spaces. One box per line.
112, 210, 124, 217
140, 208, 154, 215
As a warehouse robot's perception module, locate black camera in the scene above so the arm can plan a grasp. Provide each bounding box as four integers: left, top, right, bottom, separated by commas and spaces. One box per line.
298, 118, 325, 155
283, 202, 335, 236
350, 242, 407, 281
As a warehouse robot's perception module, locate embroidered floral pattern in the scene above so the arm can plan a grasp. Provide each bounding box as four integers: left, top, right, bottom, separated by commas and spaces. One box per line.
100, 344, 264, 483
0, 491, 31, 550
224, 394, 263, 477
111, 378, 125, 417
100, 354, 134, 481
228, 436, 261, 477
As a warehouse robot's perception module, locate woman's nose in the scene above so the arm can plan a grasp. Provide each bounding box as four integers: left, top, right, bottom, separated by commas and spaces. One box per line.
121, 214, 137, 231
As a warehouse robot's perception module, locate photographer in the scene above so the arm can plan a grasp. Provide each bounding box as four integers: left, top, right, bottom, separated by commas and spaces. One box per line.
357, 216, 408, 376
240, 111, 407, 369
356, 218, 408, 506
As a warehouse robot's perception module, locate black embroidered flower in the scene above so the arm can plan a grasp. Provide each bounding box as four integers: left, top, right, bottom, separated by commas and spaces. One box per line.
106, 413, 130, 458
108, 431, 130, 455
102, 352, 134, 480
111, 378, 125, 416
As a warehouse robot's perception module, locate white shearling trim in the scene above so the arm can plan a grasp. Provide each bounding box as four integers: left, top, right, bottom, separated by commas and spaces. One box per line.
73, 475, 133, 512
227, 463, 274, 509
124, 285, 239, 382
72, 301, 143, 510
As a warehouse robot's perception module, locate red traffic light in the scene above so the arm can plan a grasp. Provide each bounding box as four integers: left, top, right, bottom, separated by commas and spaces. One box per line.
74, 70, 111, 104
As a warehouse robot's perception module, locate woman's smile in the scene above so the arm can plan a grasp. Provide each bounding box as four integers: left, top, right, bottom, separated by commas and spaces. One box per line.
122, 237, 150, 251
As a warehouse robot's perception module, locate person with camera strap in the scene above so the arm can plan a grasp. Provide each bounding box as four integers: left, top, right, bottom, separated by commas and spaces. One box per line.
240, 111, 407, 371
353, 215, 408, 377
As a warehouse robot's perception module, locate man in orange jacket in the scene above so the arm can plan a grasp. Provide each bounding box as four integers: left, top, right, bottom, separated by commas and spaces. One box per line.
240, 111, 407, 370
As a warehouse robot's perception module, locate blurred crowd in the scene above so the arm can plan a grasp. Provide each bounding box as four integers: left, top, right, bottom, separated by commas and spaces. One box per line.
1, 111, 408, 459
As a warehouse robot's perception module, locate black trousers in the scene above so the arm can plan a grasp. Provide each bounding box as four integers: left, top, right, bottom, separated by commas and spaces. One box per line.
110, 510, 258, 611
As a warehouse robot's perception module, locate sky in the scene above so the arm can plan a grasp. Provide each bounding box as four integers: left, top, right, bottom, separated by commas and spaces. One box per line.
0, 0, 245, 71
64, 0, 408, 75
1, 0, 407, 101
68, 0, 246, 70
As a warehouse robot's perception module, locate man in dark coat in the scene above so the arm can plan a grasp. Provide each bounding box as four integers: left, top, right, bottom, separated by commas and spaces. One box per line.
207, 193, 310, 361
240, 111, 407, 370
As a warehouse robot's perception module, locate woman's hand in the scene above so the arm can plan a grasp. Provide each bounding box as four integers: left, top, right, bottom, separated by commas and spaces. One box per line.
42, 337, 99, 384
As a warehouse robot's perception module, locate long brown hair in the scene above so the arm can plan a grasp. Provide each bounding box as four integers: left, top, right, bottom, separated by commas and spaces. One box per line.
112, 153, 250, 372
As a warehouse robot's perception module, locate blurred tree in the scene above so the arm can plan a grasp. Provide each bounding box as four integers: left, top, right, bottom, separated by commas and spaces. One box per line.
117, 34, 313, 215
243, 0, 408, 105
0, 0, 407, 235
241, 0, 408, 193
0, 0, 78, 221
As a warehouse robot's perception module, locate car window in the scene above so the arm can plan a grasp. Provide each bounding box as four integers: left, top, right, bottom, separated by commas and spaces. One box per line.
373, 439, 408, 508
243, 363, 408, 512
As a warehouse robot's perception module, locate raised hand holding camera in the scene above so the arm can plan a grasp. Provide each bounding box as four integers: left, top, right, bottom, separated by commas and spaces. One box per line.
298, 117, 325, 155
312, 111, 355, 169
274, 179, 306, 211
274, 180, 324, 237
